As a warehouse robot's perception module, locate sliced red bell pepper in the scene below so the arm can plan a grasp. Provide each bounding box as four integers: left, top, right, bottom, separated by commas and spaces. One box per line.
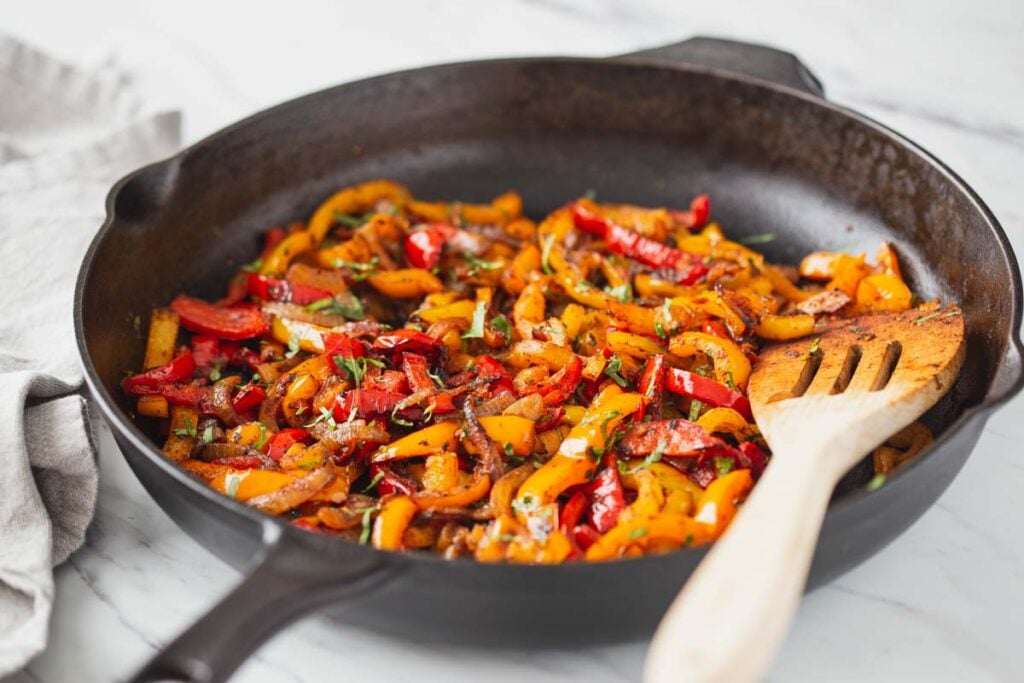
332, 389, 405, 421
265, 427, 312, 461
211, 455, 266, 469
665, 369, 753, 421
373, 329, 442, 357
217, 273, 250, 307
636, 354, 666, 421
404, 223, 454, 269
535, 355, 583, 407
369, 462, 417, 496
247, 273, 333, 306
560, 489, 589, 535
618, 419, 722, 458
426, 392, 456, 415
573, 524, 601, 551
190, 336, 221, 371
534, 406, 565, 432
171, 296, 269, 341
587, 462, 626, 533
122, 349, 196, 393
571, 203, 707, 286
474, 355, 514, 395
738, 441, 769, 479
231, 383, 266, 413
323, 332, 366, 375
401, 352, 436, 394
133, 383, 210, 408
363, 369, 410, 395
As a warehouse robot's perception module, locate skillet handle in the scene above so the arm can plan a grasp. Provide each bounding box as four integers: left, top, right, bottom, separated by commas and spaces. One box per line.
985, 334, 1024, 407
615, 36, 825, 98
127, 522, 401, 683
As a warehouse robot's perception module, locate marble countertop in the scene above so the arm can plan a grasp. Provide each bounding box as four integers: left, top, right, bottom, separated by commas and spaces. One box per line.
5, 1, 1024, 681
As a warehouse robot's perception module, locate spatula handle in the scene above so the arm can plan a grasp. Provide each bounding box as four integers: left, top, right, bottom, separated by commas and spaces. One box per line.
644, 448, 837, 683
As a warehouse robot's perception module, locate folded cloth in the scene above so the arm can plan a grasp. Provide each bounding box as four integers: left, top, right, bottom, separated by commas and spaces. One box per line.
0, 34, 180, 675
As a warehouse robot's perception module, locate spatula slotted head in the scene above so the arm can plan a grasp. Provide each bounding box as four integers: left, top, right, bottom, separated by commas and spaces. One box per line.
747, 306, 966, 469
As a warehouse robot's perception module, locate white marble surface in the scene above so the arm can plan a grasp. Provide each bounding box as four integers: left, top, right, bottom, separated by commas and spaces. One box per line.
5, 0, 1024, 681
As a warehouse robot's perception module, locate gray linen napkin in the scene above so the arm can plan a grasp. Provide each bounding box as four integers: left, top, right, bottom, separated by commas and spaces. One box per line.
0, 34, 180, 675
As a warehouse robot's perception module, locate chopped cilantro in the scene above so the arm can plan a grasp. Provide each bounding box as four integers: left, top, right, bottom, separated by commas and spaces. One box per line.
305, 405, 337, 429
224, 472, 246, 498
464, 253, 503, 276
629, 438, 667, 474
604, 284, 633, 302
491, 314, 512, 337
285, 333, 301, 359
332, 256, 379, 281
512, 494, 539, 517
540, 234, 556, 275
462, 300, 487, 339
655, 321, 667, 340
723, 371, 736, 390
390, 408, 414, 427
209, 365, 222, 382
604, 355, 629, 387
358, 507, 375, 544
254, 423, 268, 450
714, 456, 735, 476
688, 398, 704, 421
239, 258, 263, 273
362, 471, 386, 493
503, 442, 515, 458
809, 337, 821, 355
173, 416, 198, 439
333, 211, 370, 228
866, 473, 886, 491
202, 424, 214, 445
628, 527, 649, 540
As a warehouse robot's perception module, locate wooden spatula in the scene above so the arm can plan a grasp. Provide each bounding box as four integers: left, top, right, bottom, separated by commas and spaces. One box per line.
645, 305, 965, 683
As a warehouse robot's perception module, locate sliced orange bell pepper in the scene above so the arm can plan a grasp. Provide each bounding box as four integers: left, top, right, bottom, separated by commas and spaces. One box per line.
261, 230, 316, 276
855, 274, 912, 312
462, 415, 536, 457
372, 494, 419, 551
585, 513, 713, 561
373, 422, 460, 462
367, 269, 444, 298
270, 317, 330, 353
210, 469, 294, 502
282, 373, 319, 422
606, 330, 668, 359
414, 474, 491, 510
693, 469, 754, 536
416, 299, 477, 324
422, 452, 461, 493
162, 406, 199, 462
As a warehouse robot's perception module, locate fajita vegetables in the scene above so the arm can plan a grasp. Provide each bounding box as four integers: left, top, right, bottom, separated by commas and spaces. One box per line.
123, 179, 935, 563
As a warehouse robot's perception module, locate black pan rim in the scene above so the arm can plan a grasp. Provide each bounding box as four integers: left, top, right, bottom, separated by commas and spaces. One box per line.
74, 54, 1024, 574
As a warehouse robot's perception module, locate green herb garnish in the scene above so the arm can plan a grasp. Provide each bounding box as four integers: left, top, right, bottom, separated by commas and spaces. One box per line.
688, 398, 704, 421
629, 438, 667, 474
358, 507, 375, 544
254, 423, 268, 450
333, 256, 380, 281
604, 284, 633, 302
604, 355, 629, 387
334, 355, 385, 387
654, 321, 667, 340
628, 527, 649, 540
866, 473, 886, 491
333, 211, 371, 228
582, 189, 597, 201
491, 314, 512, 337
540, 234, 556, 275
462, 300, 487, 339
714, 456, 735, 476
173, 416, 198, 439
202, 424, 214, 445
362, 471, 386, 493
285, 333, 301, 359
464, 253, 503, 276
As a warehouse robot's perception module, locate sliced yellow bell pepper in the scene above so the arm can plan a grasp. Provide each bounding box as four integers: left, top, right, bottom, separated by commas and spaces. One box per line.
462, 415, 536, 457
416, 299, 478, 324
414, 474, 490, 510
270, 317, 329, 353
754, 313, 817, 341
669, 331, 752, 389
308, 179, 411, 243
607, 330, 668, 359
422, 452, 461, 493
260, 230, 316, 276
696, 407, 754, 439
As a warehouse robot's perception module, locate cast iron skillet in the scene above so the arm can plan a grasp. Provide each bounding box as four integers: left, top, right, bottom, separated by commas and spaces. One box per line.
74, 37, 1023, 682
